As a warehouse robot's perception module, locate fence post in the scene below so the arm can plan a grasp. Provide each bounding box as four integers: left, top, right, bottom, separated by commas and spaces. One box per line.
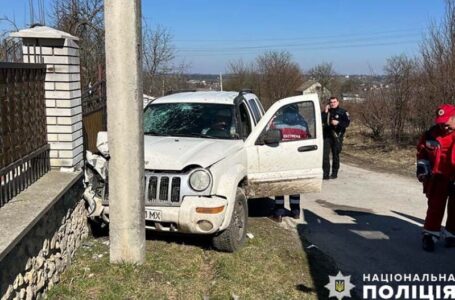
10, 26, 83, 170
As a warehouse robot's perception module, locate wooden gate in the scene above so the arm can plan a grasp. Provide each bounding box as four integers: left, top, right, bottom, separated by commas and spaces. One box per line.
82, 80, 106, 153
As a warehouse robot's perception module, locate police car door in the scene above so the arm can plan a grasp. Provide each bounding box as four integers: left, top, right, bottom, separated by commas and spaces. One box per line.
244, 94, 323, 198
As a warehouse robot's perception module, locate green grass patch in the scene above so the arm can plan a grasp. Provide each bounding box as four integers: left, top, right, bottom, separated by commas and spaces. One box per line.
48, 218, 323, 299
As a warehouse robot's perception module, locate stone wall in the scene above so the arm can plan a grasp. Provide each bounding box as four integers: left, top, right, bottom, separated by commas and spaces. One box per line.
0, 181, 89, 300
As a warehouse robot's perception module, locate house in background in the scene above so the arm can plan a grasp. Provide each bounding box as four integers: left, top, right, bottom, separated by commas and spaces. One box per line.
295, 79, 332, 100
341, 93, 365, 103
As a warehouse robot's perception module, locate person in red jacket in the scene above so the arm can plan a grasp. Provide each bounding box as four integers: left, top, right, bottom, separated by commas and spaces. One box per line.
269, 104, 311, 222
417, 104, 455, 251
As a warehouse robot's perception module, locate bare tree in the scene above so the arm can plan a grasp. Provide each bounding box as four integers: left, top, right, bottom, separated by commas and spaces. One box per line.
0, 17, 20, 62
143, 24, 174, 96
256, 51, 303, 108
50, 0, 105, 88
384, 54, 417, 143
224, 59, 259, 93
408, 69, 435, 134
50, 2, 186, 96
224, 51, 302, 108
307, 62, 336, 99
358, 0, 455, 144
142, 23, 189, 96
155, 60, 191, 96
420, 0, 455, 105
359, 89, 388, 139
143, 24, 174, 77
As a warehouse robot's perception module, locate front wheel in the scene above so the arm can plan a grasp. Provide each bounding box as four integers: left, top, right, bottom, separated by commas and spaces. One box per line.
212, 188, 248, 252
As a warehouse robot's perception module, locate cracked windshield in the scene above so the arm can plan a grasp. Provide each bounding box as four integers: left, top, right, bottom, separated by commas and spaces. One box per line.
144, 103, 239, 139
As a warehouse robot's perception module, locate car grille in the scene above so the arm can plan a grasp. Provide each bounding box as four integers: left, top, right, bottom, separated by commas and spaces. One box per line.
145, 174, 182, 206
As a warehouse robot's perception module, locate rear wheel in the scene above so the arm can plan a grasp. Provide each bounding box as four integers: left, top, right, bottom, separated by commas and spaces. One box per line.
212, 188, 248, 252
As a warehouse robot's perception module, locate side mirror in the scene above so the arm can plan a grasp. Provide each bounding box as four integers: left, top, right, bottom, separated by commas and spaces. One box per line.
263, 129, 281, 145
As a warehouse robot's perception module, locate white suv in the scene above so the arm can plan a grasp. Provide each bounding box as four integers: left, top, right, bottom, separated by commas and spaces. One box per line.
84, 91, 323, 252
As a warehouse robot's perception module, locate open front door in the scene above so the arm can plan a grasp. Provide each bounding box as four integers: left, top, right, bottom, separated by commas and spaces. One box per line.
244, 94, 323, 198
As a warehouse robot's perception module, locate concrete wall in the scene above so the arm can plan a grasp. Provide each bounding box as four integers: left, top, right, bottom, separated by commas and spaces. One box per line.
0, 181, 88, 300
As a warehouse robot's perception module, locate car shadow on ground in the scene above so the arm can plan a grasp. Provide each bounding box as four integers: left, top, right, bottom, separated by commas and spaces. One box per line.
145, 198, 279, 248
145, 231, 213, 250
89, 198, 276, 251
247, 197, 275, 217
144, 198, 279, 248
89, 219, 214, 250
297, 201, 455, 299
248, 197, 350, 298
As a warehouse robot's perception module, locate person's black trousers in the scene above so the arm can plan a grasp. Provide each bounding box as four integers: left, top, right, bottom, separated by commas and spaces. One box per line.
274, 195, 300, 216
323, 136, 343, 177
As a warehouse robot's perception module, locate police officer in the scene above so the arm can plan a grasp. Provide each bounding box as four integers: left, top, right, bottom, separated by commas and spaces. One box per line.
269, 104, 311, 222
417, 104, 455, 252
322, 97, 350, 179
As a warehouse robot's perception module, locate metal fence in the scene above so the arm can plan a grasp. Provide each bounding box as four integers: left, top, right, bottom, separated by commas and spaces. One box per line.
0, 39, 24, 63
82, 80, 107, 153
0, 62, 49, 207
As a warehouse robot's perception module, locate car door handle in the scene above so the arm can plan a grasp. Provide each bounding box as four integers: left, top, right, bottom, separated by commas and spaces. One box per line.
298, 145, 318, 152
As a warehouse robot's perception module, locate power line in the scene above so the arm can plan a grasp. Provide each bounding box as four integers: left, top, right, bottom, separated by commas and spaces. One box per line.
174, 40, 419, 57
176, 33, 421, 53
174, 27, 424, 44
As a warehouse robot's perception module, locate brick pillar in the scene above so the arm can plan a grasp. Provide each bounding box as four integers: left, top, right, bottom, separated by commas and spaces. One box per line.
11, 26, 83, 169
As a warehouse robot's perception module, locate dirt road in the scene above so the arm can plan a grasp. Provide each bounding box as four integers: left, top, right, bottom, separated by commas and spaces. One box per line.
283, 164, 455, 295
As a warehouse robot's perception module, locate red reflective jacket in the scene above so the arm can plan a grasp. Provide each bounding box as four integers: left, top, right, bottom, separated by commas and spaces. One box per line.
417, 126, 455, 176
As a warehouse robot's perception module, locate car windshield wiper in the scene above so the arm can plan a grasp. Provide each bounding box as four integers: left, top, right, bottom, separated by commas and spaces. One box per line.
144, 130, 168, 136
169, 132, 206, 138
175, 132, 236, 139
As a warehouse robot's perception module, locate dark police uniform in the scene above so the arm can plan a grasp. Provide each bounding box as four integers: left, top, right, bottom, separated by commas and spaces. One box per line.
322, 106, 350, 178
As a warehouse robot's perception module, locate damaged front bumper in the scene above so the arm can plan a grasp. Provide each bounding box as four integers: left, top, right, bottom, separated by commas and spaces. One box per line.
144, 195, 228, 234
83, 151, 228, 234
84, 191, 228, 234
83, 150, 109, 222
83, 187, 110, 223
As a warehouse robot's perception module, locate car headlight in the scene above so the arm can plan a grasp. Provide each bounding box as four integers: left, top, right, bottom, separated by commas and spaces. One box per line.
189, 169, 211, 192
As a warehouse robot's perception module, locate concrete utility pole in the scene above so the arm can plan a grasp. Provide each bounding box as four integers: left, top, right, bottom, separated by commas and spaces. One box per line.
219, 72, 223, 91
105, 0, 145, 264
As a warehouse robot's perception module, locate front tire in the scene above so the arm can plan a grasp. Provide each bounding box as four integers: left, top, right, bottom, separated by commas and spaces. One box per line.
212, 188, 248, 252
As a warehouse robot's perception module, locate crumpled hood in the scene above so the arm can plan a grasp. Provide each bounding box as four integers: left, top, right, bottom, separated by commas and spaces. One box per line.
144, 136, 243, 170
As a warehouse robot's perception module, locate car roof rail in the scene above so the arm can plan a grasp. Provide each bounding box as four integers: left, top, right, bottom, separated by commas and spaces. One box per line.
238, 88, 253, 96
165, 89, 197, 96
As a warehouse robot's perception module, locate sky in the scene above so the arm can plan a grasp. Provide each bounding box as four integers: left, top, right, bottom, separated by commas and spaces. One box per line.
0, 0, 447, 74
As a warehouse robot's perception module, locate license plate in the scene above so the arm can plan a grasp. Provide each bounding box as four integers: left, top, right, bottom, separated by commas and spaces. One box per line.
145, 209, 162, 221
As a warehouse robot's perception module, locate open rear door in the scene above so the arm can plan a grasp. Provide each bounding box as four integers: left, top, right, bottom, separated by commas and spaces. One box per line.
244, 94, 323, 198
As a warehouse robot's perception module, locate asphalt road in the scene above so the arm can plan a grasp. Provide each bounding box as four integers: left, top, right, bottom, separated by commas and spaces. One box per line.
281, 164, 455, 296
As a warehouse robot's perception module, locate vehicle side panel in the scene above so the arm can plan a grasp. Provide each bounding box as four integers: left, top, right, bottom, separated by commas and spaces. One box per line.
209, 148, 248, 231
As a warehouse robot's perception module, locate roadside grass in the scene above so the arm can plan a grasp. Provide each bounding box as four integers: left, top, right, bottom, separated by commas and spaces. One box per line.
342, 124, 416, 177
47, 218, 328, 299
